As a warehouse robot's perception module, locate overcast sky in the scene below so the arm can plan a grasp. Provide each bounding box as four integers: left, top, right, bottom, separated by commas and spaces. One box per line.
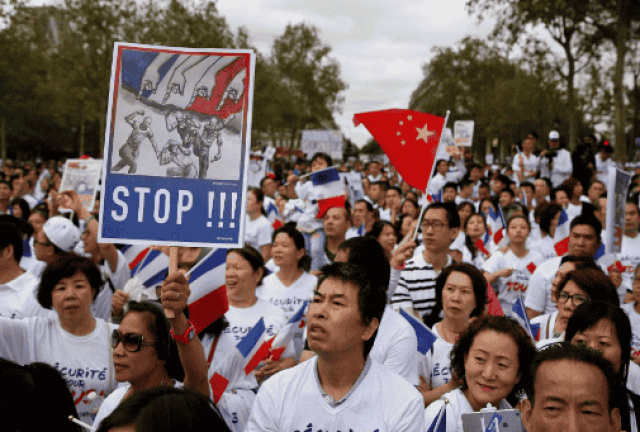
216, 0, 495, 148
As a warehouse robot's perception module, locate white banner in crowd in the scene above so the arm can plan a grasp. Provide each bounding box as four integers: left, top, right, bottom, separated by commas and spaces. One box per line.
60, 158, 103, 212
99, 42, 256, 247
454, 120, 474, 147
340, 171, 365, 207
605, 165, 633, 254
300, 129, 343, 161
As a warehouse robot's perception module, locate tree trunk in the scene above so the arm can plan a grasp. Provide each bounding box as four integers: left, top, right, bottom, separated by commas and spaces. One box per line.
613, 0, 629, 161
0, 117, 5, 162
567, 55, 577, 150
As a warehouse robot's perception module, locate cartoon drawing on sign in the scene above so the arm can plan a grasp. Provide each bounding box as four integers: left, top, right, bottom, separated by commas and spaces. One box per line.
110, 49, 248, 180
112, 110, 160, 174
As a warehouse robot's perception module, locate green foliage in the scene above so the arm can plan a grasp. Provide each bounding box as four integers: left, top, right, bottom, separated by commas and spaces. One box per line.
409, 37, 583, 160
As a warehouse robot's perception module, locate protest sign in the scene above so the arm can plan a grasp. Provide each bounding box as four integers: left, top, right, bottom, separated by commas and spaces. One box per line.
454, 120, 474, 147
99, 43, 255, 248
60, 158, 103, 212
605, 165, 632, 254
300, 130, 343, 161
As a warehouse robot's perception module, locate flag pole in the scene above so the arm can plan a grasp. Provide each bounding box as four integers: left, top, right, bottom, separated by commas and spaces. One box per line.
165, 247, 178, 318
413, 110, 450, 241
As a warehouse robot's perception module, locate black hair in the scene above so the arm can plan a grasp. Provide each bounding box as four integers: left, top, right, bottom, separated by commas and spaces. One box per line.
435, 159, 448, 169
570, 212, 602, 242
443, 181, 458, 192
311, 152, 333, 167
506, 214, 531, 231
401, 198, 419, 217
9, 197, 30, 220
0, 178, 13, 191
355, 198, 375, 213
0, 358, 37, 432
428, 263, 488, 327
366, 220, 397, 246
494, 174, 512, 190
500, 188, 515, 199
316, 262, 386, 359
424, 202, 461, 229
526, 342, 618, 413
561, 178, 582, 200
538, 203, 562, 236
339, 236, 392, 296
450, 315, 536, 400
464, 213, 487, 260
123, 301, 185, 382
23, 362, 82, 432
248, 188, 267, 216
528, 131, 539, 141
459, 178, 474, 189
0, 220, 23, 261
96, 386, 230, 432
38, 254, 103, 309
386, 185, 402, 197
272, 225, 311, 271
565, 301, 631, 388
226, 246, 267, 285
557, 268, 619, 307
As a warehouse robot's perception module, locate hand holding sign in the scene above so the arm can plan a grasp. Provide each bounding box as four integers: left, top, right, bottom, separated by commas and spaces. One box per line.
160, 269, 190, 320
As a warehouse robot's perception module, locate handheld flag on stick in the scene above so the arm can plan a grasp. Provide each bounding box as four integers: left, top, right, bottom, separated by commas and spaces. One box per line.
512, 295, 539, 342
426, 404, 447, 432
310, 167, 347, 219
399, 309, 438, 355
353, 109, 447, 192
268, 300, 308, 361
186, 248, 228, 334
553, 209, 571, 257
209, 317, 269, 403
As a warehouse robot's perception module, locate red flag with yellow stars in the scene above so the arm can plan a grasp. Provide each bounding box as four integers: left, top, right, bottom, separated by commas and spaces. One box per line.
353, 109, 446, 191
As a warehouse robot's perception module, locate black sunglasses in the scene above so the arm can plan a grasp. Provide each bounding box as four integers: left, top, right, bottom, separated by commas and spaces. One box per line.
111, 329, 157, 353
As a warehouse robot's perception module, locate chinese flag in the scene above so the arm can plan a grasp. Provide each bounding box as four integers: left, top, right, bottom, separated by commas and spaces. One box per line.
353, 109, 445, 191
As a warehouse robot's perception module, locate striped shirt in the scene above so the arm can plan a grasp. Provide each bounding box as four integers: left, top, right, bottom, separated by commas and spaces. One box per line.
391, 253, 452, 320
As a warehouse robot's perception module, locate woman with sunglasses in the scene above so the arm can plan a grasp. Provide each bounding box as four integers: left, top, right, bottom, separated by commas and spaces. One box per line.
0, 254, 118, 424
531, 268, 619, 346
94, 275, 210, 430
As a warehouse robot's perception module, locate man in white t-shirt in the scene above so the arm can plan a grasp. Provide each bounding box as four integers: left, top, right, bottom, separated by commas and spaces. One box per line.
379, 186, 402, 222
540, 131, 573, 187
427, 160, 449, 197
246, 262, 425, 432
31, 216, 81, 278
620, 201, 640, 297
595, 145, 615, 184
512, 136, 540, 186
336, 236, 419, 386
525, 213, 604, 319
0, 221, 52, 319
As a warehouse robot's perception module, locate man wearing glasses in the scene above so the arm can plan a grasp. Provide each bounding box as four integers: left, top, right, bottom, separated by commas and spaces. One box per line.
391, 202, 459, 322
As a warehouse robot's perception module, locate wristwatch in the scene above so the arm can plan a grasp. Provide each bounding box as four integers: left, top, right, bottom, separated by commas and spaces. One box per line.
170, 321, 196, 345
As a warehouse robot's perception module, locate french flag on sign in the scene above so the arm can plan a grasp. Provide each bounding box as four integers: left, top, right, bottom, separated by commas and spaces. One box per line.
399, 309, 437, 355
269, 300, 308, 361
311, 167, 346, 219
209, 317, 269, 403
553, 209, 570, 257
186, 248, 228, 334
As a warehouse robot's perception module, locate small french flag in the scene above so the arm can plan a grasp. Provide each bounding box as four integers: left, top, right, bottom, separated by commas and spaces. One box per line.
426, 404, 447, 432
121, 244, 151, 271
357, 222, 366, 236
427, 189, 442, 203
399, 309, 437, 355
475, 230, 491, 257
186, 248, 228, 334
512, 295, 539, 342
311, 167, 346, 219
488, 207, 506, 246
132, 249, 169, 288
553, 209, 570, 257
209, 317, 269, 403
269, 300, 308, 361
266, 200, 283, 230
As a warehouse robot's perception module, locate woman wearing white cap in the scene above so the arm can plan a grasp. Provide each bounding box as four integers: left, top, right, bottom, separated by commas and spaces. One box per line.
31, 216, 81, 278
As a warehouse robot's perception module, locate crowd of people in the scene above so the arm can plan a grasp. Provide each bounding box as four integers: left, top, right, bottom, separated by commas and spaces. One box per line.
1, 129, 640, 432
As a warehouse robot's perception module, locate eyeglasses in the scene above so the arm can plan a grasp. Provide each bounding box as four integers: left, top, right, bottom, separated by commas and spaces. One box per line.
558, 292, 589, 306
111, 330, 157, 353
33, 239, 52, 246
421, 220, 447, 231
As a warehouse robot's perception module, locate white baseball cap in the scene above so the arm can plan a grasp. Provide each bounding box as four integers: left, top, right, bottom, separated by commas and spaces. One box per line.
549, 130, 560, 140
42, 217, 81, 252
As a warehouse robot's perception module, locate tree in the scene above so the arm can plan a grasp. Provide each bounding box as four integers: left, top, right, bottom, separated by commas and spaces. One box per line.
409, 37, 580, 161
269, 22, 347, 150
465, 0, 598, 149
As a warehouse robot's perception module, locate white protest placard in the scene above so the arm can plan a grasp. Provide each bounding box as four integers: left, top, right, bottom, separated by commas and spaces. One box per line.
99, 43, 255, 247
300, 130, 343, 161
454, 120, 474, 147
605, 165, 633, 254
60, 158, 103, 212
